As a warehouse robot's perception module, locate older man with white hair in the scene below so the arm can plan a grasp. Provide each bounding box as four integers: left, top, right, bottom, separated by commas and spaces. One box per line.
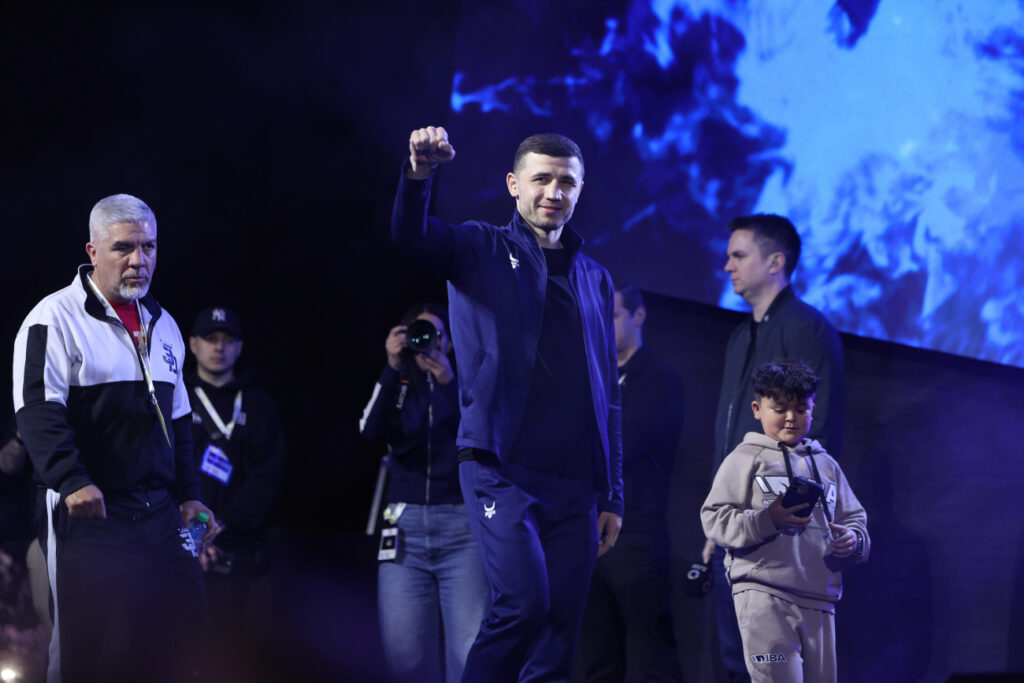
13, 193, 216, 683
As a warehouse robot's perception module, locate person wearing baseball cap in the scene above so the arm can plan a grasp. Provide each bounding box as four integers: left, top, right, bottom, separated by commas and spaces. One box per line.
186, 306, 286, 651
192, 306, 243, 343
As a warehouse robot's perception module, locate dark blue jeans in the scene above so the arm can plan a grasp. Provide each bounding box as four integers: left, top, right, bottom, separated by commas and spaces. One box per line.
378, 503, 489, 683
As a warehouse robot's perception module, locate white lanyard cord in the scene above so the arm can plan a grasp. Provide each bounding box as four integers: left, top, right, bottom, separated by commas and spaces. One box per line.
85, 274, 171, 446
193, 387, 243, 440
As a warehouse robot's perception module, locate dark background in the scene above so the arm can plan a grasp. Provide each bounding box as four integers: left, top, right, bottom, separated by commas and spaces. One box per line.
1, 0, 464, 534
3, 2, 1023, 681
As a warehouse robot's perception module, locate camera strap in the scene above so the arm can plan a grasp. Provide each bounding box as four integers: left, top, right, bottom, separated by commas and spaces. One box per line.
780, 442, 832, 523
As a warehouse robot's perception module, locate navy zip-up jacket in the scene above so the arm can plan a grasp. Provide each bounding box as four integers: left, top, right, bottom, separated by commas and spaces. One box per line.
391, 166, 624, 516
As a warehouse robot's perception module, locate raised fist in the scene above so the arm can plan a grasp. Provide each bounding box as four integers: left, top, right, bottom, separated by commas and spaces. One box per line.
408, 126, 456, 177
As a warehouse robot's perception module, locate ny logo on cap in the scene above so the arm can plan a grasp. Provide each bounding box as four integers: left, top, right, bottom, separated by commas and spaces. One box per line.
212, 308, 227, 322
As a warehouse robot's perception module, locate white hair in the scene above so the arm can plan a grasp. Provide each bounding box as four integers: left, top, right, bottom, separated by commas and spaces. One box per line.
89, 194, 157, 243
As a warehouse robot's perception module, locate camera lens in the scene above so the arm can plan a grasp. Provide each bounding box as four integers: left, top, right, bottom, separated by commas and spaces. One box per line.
406, 319, 439, 353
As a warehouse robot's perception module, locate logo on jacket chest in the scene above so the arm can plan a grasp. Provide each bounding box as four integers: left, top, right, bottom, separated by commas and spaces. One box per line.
161, 341, 178, 374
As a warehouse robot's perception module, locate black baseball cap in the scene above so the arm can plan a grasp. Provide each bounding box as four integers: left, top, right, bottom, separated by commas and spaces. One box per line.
192, 307, 243, 338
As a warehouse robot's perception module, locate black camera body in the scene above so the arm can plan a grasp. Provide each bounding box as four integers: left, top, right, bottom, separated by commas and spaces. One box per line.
780, 476, 824, 518
405, 319, 440, 353
682, 560, 713, 598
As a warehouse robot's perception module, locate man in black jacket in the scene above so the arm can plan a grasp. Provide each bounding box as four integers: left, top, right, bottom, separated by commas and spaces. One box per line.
186, 307, 285, 631
704, 214, 846, 682
574, 282, 685, 682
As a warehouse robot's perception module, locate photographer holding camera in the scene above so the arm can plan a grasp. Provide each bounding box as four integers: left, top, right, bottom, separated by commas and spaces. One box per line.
358, 302, 488, 683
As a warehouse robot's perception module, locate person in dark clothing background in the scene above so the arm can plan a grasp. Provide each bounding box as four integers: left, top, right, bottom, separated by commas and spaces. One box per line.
573, 282, 685, 683
358, 302, 488, 683
185, 306, 286, 643
702, 214, 846, 683
0, 417, 34, 561
0, 417, 47, 683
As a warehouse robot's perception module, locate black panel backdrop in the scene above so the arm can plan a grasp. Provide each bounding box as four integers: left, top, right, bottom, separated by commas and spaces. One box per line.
3, 2, 1022, 681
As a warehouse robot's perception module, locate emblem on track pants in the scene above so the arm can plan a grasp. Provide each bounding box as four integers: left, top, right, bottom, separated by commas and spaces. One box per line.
484, 501, 496, 519
751, 653, 788, 664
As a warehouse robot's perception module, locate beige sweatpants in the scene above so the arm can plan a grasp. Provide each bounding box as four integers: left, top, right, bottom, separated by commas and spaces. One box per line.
733, 589, 836, 683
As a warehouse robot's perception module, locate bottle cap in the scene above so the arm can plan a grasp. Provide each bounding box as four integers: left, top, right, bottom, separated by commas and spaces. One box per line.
196, 512, 210, 524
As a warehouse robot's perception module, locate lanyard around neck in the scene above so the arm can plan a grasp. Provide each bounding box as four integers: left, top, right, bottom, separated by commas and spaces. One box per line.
86, 274, 171, 447
193, 386, 243, 440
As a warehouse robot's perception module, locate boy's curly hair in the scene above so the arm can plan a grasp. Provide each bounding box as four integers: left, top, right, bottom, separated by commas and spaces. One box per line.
751, 359, 819, 402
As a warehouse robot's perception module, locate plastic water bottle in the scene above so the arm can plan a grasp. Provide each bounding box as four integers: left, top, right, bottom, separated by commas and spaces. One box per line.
188, 512, 210, 557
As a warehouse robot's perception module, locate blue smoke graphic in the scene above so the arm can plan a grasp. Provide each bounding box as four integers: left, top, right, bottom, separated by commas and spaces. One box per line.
446, 0, 1024, 367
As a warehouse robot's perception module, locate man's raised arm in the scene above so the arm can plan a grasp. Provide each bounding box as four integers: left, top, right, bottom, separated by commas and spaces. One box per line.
391, 126, 466, 282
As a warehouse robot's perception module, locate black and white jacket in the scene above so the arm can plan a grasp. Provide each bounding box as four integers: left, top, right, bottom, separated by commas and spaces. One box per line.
13, 266, 201, 507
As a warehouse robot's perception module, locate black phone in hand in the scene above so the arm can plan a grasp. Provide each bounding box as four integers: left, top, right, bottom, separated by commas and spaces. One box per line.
781, 476, 823, 518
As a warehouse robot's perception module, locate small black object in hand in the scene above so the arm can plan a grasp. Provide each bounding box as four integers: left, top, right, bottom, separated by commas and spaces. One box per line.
682, 560, 713, 598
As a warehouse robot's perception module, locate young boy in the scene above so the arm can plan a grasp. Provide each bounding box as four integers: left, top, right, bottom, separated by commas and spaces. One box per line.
701, 359, 869, 683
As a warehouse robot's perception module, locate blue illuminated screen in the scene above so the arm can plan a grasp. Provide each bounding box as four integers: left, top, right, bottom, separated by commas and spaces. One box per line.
438, 0, 1024, 368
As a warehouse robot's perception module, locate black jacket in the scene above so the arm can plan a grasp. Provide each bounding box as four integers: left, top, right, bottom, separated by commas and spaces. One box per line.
712, 285, 845, 472
618, 345, 685, 535
185, 370, 285, 539
358, 364, 463, 505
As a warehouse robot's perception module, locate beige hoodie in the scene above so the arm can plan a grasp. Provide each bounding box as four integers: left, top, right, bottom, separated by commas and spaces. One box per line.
701, 432, 869, 612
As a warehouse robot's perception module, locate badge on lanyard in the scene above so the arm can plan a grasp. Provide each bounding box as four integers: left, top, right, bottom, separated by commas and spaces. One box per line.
378, 527, 399, 562
200, 443, 233, 485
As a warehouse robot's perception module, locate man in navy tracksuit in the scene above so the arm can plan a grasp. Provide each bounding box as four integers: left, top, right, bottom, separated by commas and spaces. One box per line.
392, 126, 624, 682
